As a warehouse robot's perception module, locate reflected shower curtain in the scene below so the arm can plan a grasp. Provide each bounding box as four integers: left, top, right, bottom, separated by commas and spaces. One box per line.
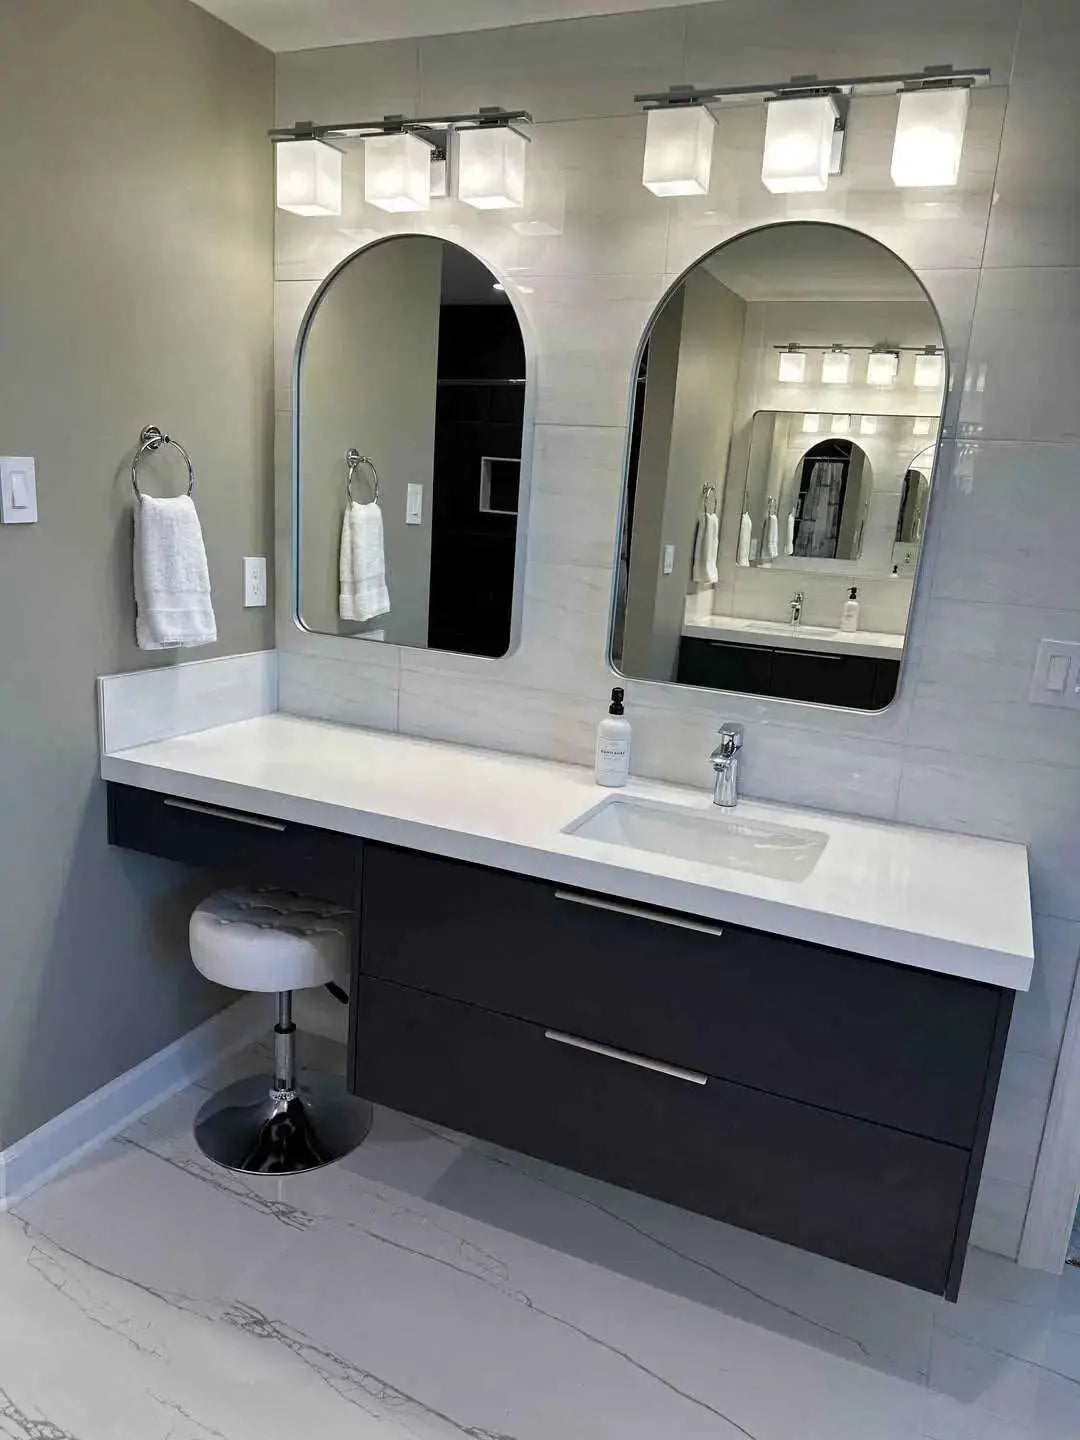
795, 460, 846, 559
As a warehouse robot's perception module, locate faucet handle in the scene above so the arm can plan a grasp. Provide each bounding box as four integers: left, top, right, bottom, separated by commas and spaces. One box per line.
716, 722, 744, 756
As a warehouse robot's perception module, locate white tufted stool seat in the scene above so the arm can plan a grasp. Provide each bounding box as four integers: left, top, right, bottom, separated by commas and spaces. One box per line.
190, 889, 351, 994
189, 887, 371, 1176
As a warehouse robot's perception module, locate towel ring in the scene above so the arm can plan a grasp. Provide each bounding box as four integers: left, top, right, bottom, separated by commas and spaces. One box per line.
345, 449, 379, 504
131, 425, 195, 500
702, 483, 718, 516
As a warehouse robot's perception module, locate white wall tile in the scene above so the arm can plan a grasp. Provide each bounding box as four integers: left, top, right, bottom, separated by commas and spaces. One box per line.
969, 1175, 1031, 1261
277, 649, 399, 731
98, 651, 277, 754
526, 424, 627, 568
1010, 916, 1080, 1063
398, 668, 597, 764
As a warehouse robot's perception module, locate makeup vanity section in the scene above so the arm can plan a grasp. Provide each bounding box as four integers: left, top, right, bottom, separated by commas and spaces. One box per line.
101, 713, 1033, 1302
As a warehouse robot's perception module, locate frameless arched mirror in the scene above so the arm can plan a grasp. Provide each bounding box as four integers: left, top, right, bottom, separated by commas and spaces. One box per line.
612, 222, 946, 711
296, 235, 527, 657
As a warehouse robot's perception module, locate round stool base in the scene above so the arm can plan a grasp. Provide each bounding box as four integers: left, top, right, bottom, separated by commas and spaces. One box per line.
194, 1074, 373, 1175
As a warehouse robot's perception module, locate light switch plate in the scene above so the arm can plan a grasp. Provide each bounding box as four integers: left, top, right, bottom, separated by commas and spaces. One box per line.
1030, 638, 1080, 709
0, 456, 37, 524
243, 556, 268, 608
662, 543, 676, 576
406, 483, 424, 526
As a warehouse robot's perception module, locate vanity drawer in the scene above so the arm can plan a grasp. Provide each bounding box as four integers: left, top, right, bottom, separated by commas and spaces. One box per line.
359, 842, 1007, 1148
107, 782, 360, 905
353, 976, 972, 1297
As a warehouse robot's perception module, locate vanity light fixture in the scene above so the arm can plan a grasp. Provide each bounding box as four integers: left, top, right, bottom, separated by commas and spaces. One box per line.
275, 138, 343, 217
912, 416, 934, 436
777, 345, 808, 382
802, 413, 822, 433
821, 346, 853, 385
867, 348, 900, 386
859, 415, 878, 436
363, 131, 433, 212
762, 95, 839, 194
913, 345, 946, 388
831, 413, 852, 433
642, 104, 717, 196
269, 108, 532, 217
891, 85, 970, 188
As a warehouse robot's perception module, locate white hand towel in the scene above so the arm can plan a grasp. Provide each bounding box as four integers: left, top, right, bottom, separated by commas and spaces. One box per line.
340, 499, 390, 623
765, 509, 780, 561
736, 510, 753, 567
691, 511, 720, 585
134, 493, 217, 650
785, 508, 796, 556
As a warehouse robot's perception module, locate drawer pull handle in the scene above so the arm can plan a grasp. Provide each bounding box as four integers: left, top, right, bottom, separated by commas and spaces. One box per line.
163, 798, 286, 832
544, 1029, 707, 1086
554, 889, 724, 940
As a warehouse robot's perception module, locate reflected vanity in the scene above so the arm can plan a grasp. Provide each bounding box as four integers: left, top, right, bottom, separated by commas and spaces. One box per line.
612, 222, 946, 711
296, 235, 527, 658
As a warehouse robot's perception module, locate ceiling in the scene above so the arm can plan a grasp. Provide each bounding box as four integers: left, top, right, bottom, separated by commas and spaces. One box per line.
189, 0, 690, 52
704, 227, 928, 303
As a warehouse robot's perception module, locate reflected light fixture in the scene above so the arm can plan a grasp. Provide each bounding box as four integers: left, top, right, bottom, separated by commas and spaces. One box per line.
456, 125, 528, 209
891, 86, 970, 188
831, 413, 852, 432
859, 415, 878, 436
802, 413, 822, 433
821, 346, 852, 385
276, 139, 342, 216
430, 155, 449, 199
642, 105, 716, 197
762, 95, 838, 194
363, 131, 432, 212
867, 348, 900, 386
914, 346, 946, 389
777, 345, 807, 382
912, 416, 934, 436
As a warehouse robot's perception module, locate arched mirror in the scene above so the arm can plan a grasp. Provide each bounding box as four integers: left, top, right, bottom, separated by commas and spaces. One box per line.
612, 222, 946, 711
296, 235, 527, 658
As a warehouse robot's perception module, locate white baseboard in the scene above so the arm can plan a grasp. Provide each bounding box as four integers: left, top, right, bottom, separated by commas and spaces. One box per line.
0, 994, 272, 1210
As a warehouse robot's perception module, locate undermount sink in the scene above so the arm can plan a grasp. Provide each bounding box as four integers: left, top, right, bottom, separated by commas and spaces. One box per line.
565, 796, 829, 882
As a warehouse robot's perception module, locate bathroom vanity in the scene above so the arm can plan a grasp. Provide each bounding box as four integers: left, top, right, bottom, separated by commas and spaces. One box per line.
102, 713, 1033, 1302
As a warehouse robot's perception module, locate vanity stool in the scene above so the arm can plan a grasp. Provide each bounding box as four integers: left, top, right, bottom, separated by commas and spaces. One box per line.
189, 888, 372, 1174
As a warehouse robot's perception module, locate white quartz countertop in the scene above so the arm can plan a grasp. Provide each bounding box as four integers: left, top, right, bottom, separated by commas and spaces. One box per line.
101, 714, 1034, 992
683, 614, 905, 661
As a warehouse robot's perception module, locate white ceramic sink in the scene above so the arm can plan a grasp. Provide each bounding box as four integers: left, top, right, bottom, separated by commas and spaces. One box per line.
565, 796, 829, 882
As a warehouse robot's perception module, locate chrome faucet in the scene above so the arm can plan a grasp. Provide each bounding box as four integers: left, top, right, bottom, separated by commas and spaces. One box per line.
710, 723, 744, 808
789, 590, 805, 627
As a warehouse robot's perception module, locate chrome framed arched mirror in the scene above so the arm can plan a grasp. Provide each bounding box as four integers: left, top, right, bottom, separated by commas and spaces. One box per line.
611, 222, 946, 712
294, 234, 528, 658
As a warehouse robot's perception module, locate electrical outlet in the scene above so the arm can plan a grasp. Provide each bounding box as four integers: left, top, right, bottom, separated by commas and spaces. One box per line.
243, 556, 268, 608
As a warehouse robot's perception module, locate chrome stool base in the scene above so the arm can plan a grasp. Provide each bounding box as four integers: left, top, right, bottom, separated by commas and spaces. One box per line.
194, 1072, 373, 1175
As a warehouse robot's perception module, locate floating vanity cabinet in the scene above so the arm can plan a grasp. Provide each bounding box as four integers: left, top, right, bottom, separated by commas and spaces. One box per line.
353, 842, 1013, 1300
677, 636, 900, 708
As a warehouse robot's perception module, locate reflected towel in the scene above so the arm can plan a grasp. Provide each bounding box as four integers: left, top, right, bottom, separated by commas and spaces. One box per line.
736, 510, 753, 567
691, 511, 719, 585
134, 493, 217, 650
785, 509, 795, 556
765, 509, 780, 561
340, 499, 390, 623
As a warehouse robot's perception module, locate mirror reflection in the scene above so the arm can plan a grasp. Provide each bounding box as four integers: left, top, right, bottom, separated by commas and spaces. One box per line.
613, 223, 946, 711
297, 235, 526, 657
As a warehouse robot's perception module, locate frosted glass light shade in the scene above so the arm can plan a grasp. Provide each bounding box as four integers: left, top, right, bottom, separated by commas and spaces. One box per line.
914, 348, 945, 389
777, 348, 807, 382
821, 348, 852, 384
859, 415, 878, 436
802, 413, 822, 433
891, 87, 969, 188
456, 126, 527, 210
831, 413, 852, 432
867, 350, 899, 386
276, 140, 342, 217
912, 416, 933, 437
642, 106, 716, 197
430, 156, 449, 199
363, 132, 431, 212
762, 96, 837, 194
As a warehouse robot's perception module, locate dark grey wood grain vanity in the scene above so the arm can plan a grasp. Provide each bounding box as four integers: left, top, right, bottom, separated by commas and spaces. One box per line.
107, 780, 1013, 1302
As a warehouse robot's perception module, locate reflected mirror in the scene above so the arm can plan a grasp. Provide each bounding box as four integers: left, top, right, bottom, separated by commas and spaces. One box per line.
612, 223, 946, 711
297, 235, 526, 657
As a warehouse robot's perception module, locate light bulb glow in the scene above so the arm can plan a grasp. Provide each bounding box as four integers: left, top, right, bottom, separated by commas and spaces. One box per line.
276, 139, 342, 217
867, 350, 900, 386
456, 126, 528, 210
363, 132, 432, 213
891, 86, 970, 188
912, 416, 933, 436
802, 413, 822, 433
913, 348, 945, 389
642, 106, 716, 197
762, 96, 837, 194
777, 348, 807, 383
821, 348, 852, 385
859, 415, 877, 436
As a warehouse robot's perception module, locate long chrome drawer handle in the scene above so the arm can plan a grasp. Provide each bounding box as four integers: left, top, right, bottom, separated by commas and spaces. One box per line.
544, 1029, 707, 1086
163, 798, 286, 832
554, 889, 724, 940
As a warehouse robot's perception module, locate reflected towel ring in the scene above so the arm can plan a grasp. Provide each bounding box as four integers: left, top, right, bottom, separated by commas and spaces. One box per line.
346, 449, 380, 504
131, 425, 195, 500
701, 483, 718, 516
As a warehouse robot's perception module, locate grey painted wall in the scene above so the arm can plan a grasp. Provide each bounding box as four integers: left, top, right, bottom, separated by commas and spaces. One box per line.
0, 0, 274, 1144
298, 237, 441, 646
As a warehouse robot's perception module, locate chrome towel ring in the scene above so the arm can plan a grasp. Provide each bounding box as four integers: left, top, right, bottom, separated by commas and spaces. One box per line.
345, 449, 380, 504
131, 425, 195, 500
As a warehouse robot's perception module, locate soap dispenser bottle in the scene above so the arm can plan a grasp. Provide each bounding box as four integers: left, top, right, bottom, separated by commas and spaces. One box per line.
840, 586, 860, 633
595, 687, 631, 787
